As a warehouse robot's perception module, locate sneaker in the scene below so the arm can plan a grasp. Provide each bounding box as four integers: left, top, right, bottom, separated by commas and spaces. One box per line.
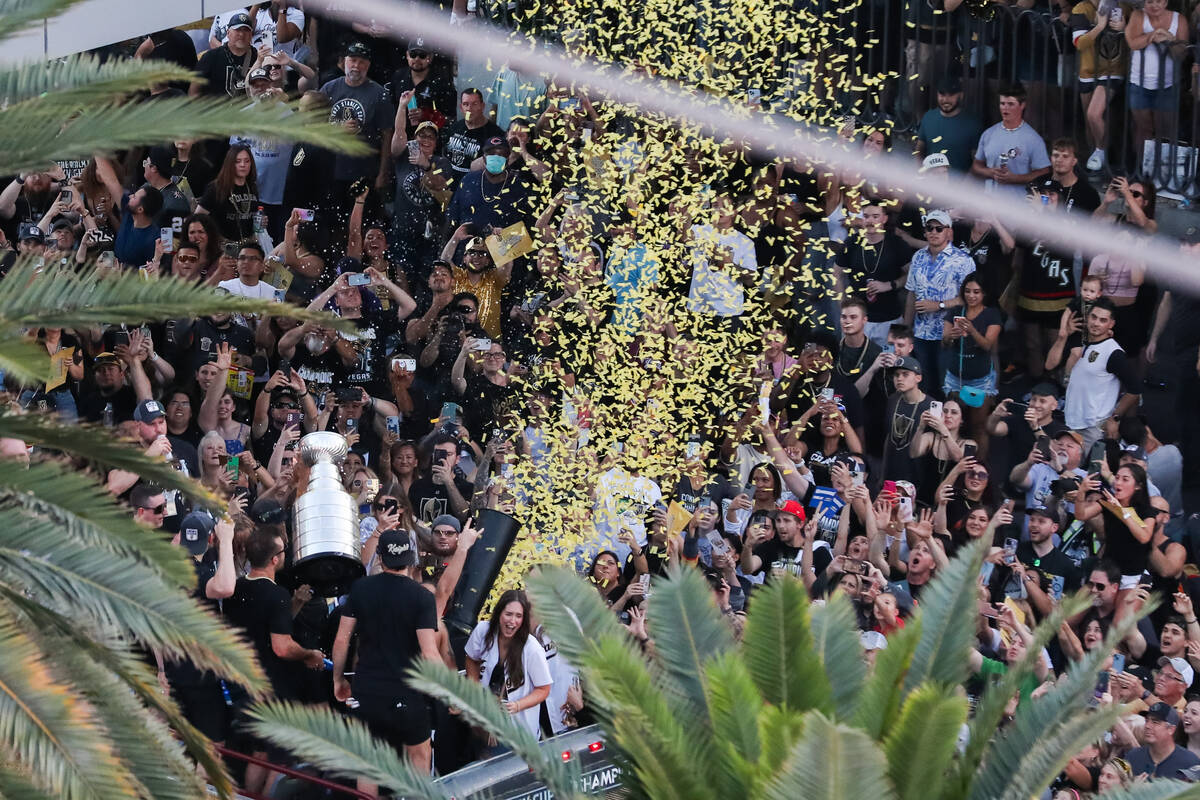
1086, 149, 1104, 171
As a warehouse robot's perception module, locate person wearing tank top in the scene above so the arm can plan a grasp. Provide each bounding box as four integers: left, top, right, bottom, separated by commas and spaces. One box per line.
1125, 0, 1189, 154
1063, 297, 1141, 452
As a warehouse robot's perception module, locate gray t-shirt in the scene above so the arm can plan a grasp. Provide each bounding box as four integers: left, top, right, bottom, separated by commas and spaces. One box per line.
974, 121, 1050, 197
320, 77, 393, 181
1148, 444, 1184, 516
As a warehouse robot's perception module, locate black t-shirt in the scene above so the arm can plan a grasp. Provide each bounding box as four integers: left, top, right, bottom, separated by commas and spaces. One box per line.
187, 318, 255, 373
780, 372, 865, 432
223, 576, 302, 699
461, 374, 513, 441
342, 572, 436, 693
339, 310, 398, 398
1018, 239, 1075, 317
839, 232, 912, 322
944, 305, 1002, 380
835, 338, 882, 386
171, 155, 217, 203
165, 560, 218, 688
1099, 500, 1156, 576
1017, 540, 1082, 599
155, 181, 192, 236
408, 475, 473, 524
194, 44, 254, 98
954, 223, 1013, 306
751, 539, 833, 580
77, 384, 138, 424
881, 392, 934, 483
388, 69, 458, 133
289, 347, 346, 403
198, 183, 258, 241
441, 119, 505, 175
1060, 180, 1102, 215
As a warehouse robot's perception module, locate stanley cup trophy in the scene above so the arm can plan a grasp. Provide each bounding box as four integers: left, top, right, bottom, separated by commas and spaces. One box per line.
291, 431, 364, 597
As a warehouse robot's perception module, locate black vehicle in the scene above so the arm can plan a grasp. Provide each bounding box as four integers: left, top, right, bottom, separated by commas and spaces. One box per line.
434, 725, 624, 799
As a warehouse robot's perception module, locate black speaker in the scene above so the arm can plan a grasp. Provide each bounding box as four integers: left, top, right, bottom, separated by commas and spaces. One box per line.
444, 508, 520, 637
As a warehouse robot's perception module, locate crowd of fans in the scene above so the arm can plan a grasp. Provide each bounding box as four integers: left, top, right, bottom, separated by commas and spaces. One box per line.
6, 0, 1200, 796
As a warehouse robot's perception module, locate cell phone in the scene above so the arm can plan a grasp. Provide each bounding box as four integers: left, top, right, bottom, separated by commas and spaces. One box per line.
344, 417, 358, 434
1092, 671, 1110, 703
747, 87, 762, 104
897, 496, 913, 523
686, 440, 702, 460
980, 602, 1000, 619
386, 415, 401, 435
159, 228, 173, 253
284, 410, 301, 430
882, 479, 897, 497
820, 387, 835, 402
638, 573, 651, 591
881, 343, 894, 355
963, 442, 978, 460
295, 208, 314, 222
224, 242, 239, 258
1088, 441, 1107, 473
852, 471, 865, 487
407, 139, 421, 158
1035, 434, 1053, 462
440, 401, 462, 422
1111, 653, 1125, 674
1003, 537, 1018, 565
277, 357, 291, 377
843, 559, 864, 575
706, 530, 729, 555
391, 357, 417, 372
112, 330, 130, 348
347, 273, 371, 287
1006, 400, 1029, 410
1139, 571, 1154, 589
560, 97, 580, 112
472, 337, 493, 352
928, 400, 943, 418
407, 93, 418, 110
58, 189, 71, 203
226, 455, 240, 481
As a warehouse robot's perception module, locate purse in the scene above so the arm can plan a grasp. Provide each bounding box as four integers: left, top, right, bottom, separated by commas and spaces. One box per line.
957, 330, 986, 408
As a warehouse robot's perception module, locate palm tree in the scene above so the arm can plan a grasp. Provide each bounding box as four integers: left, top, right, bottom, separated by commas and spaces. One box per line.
0, 0, 361, 796
251, 540, 1197, 800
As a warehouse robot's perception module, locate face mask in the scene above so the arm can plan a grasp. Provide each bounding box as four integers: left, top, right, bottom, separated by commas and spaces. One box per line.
305, 335, 326, 353
484, 154, 507, 175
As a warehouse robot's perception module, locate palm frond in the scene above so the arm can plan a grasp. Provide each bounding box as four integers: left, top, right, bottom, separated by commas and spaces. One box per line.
807, 592, 867, 720
523, 565, 631, 671
0, 55, 194, 107
0, 258, 354, 333
760, 711, 899, 800
903, 538, 987, 694
757, 704, 808, 778
1091, 782, 1200, 800
405, 659, 583, 800
577, 636, 720, 800
740, 573, 834, 714
0, 335, 56, 387
248, 701, 448, 800
0, 411, 217, 503
851, 618, 921, 740
0, 95, 369, 175
0, 459, 194, 586
702, 650, 763, 797
967, 613, 1144, 800
0, 586, 236, 798
0, 603, 135, 800
0, 764, 54, 800
644, 564, 734, 725
0, 511, 264, 690
882, 684, 966, 800
0, 0, 87, 43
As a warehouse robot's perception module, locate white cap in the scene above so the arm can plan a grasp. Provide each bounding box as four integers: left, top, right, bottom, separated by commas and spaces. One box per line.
920, 152, 951, 172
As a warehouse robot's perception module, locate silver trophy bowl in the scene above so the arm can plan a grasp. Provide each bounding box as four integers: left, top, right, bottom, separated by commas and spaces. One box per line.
291, 431, 363, 596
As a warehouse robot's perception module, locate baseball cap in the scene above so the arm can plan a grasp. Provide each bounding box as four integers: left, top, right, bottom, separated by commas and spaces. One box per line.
1055, 429, 1083, 446
227, 11, 252, 30
483, 135, 511, 154
133, 399, 165, 423
892, 355, 923, 374
466, 236, 488, 253
936, 74, 963, 94
50, 218, 76, 232
920, 153, 950, 172
407, 36, 430, 55
1147, 699, 1184, 724
17, 223, 44, 243
178, 510, 215, 556
345, 41, 372, 59
860, 630, 888, 651
414, 119, 440, 136
94, 351, 122, 367
1182, 225, 1200, 246
249, 498, 286, 525
146, 145, 174, 176
921, 209, 952, 227
378, 529, 418, 568
1028, 177, 1064, 196
431, 514, 462, 533
777, 499, 806, 522
1026, 504, 1061, 527
1158, 657, 1195, 688
247, 67, 271, 83
1120, 443, 1148, 461
1030, 381, 1059, 398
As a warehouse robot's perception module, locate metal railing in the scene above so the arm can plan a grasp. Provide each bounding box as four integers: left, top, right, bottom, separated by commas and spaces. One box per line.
213, 744, 373, 800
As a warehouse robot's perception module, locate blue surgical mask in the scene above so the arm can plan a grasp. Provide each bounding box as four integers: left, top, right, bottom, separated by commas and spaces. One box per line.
484, 154, 507, 175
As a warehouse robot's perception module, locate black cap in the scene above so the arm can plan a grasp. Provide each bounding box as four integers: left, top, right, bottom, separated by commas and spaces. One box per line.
378, 529, 417, 568
17, 223, 44, 243
408, 36, 430, 55
247, 67, 271, 83
1028, 177, 1064, 196
227, 11, 252, 30
891, 355, 922, 374
936, 74, 963, 94
146, 145, 173, 176
1147, 701, 1181, 725
1030, 381, 1059, 398
133, 399, 165, 423
345, 41, 372, 59
249, 498, 286, 525
483, 135, 511, 154
178, 510, 215, 556
1027, 503, 1062, 527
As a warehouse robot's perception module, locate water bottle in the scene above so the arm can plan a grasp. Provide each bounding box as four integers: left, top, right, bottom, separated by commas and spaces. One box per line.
164, 319, 176, 346
253, 205, 265, 234
102, 402, 114, 428
219, 679, 233, 707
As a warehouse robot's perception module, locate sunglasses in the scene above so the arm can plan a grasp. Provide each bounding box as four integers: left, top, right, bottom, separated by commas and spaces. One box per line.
924, 224, 947, 233
264, 64, 284, 71
409, 50, 430, 58
1086, 581, 1109, 590
467, 250, 489, 257
274, 402, 299, 410
455, 305, 476, 314
967, 470, 988, 480
174, 254, 198, 263
142, 503, 166, 514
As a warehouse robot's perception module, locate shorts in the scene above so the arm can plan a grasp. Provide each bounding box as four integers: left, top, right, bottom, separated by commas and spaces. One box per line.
1077, 77, 1122, 96
354, 686, 433, 749
943, 368, 998, 398
1119, 573, 1142, 590
1128, 82, 1179, 112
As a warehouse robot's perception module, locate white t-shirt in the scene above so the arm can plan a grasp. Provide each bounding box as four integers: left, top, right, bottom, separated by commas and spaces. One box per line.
211, 7, 306, 58
465, 621, 554, 738
592, 467, 663, 561
218, 277, 278, 299
686, 223, 758, 317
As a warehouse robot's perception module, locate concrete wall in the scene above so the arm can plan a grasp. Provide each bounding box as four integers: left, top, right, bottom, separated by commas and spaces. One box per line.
1, 0, 213, 63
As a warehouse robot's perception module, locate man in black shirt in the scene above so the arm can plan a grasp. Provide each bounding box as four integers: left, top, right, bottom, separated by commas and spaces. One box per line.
1013, 503, 1080, 619
740, 501, 831, 582
143, 146, 191, 238
389, 37, 458, 137
838, 200, 912, 345
408, 434, 473, 523
223, 527, 325, 794
1049, 139, 1102, 215
189, 11, 255, 98
77, 351, 145, 424
182, 311, 255, 374
333, 529, 441, 788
